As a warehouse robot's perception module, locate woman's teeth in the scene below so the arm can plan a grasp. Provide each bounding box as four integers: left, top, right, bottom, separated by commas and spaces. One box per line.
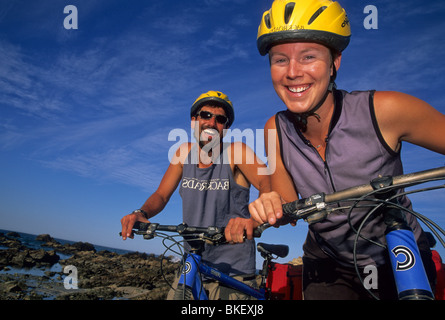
288, 85, 310, 93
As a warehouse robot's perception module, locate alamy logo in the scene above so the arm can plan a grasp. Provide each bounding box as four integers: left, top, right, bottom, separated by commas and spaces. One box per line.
392, 245, 416, 271
168, 124, 276, 176
63, 5, 78, 30
63, 265, 78, 289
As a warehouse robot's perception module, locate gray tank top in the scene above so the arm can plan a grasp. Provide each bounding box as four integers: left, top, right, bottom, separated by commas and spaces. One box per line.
179, 143, 256, 275
276, 89, 426, 267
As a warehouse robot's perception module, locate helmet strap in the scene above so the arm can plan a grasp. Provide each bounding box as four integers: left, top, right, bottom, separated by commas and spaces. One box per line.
292, 65, 337, 132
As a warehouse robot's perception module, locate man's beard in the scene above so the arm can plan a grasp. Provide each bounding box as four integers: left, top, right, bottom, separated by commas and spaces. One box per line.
199, 132, 221, 154
198, 128, 222, 164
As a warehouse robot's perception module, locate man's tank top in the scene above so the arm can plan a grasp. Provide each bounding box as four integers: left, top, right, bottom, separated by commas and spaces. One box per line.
179, 143, 256, 275
276, 89, 427, 267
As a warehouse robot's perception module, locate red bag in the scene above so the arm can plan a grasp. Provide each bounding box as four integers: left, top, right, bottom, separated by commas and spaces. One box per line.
266, 262, 303, 300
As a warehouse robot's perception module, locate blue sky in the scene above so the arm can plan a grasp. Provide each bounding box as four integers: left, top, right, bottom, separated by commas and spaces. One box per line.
1, 0, 445, 267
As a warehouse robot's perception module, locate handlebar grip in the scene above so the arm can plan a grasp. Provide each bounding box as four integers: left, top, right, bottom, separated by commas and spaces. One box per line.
133, 221, 150, 231
253, 223, 271, 238
282, 198, 306, 215
282, 202, 297, 215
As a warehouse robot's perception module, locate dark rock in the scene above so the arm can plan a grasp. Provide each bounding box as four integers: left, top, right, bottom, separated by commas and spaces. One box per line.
6, 232, 20, 238
71, 242, 96, 252
0, 248, 60, 268
0, 237, 24, 250
36, 234, 54, 242
4, 281, 25, 293
0, 231, 180, 300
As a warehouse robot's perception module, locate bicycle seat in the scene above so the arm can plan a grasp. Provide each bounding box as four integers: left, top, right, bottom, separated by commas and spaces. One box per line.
257, 242, 289, 258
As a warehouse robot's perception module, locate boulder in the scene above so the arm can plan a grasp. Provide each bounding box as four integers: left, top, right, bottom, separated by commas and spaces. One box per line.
0, 248, 60, 268
36, 234, 54, 242
71, 242, 96, 252
6, 232, 20, 238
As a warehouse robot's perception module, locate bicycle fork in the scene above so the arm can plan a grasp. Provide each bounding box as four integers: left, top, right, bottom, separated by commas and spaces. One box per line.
370, 176, 435, 300
384, 208, 435, 300
176, 253, 209, 300
176, 253, 266, 300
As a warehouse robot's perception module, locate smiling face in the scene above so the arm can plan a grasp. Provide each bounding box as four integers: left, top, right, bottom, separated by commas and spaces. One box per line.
269, 42, 341, 114
191, 105, 227, 150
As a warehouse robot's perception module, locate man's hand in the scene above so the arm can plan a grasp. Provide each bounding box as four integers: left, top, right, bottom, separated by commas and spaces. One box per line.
225, 217, 260, 243
120, 211, 149, 240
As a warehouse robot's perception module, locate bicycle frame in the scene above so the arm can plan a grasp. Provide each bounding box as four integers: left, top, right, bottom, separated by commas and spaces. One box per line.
124, 167, 444, 300
267, 166, 445, 300
386, 227, 434, 299
125, 222, 288, 300
363, 175, 437, 299
177, 252, 266, 300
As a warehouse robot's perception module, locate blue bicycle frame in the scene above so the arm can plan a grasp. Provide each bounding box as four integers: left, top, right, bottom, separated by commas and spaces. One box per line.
370, 177, 435, 300
386, 225, 434, 300
280, 167, 445, 300
177, 252, 266, 300
125, 222, 289, 300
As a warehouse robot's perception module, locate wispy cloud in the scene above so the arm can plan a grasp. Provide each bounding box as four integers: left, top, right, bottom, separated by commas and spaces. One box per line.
40, 148, 165, 191
0, 41, 65, 118
339, 2, 445, 99
0, 6, 204, 190
38, 126, 175, 191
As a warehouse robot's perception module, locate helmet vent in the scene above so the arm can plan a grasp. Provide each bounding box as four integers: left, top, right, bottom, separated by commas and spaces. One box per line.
264, 13, 271, 29
284, 2, 296, 24
308, 6, 328, 25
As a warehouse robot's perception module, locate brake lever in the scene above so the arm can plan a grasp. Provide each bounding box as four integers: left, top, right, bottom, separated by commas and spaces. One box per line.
303, 204, 328, 224
140, 223, 158, 240
206, 226, 226, 245
284, 193, 328, 224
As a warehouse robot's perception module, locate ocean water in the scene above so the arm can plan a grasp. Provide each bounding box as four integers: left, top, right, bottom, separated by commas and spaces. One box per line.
0, 229, 133, 277
0, 229, 132, 254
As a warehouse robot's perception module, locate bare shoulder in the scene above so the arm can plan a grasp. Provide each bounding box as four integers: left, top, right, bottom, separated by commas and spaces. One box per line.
374, 91, 445, 153
374, 91, 431, 115
373, 90, 445, 127
265, 114, 277, 130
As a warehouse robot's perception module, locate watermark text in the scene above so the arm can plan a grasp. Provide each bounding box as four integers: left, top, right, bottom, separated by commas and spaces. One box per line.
168, 124, 276, 175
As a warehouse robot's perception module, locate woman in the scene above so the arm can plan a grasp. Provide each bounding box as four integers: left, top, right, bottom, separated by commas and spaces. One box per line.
246, 0, 445, 299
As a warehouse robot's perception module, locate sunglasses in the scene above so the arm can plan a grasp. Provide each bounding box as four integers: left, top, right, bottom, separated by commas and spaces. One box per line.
197, 110, 228, 125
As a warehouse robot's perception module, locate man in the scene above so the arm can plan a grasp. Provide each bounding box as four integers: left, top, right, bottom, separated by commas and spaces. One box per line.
121, 90, 270, 299
241, 0, 445, 299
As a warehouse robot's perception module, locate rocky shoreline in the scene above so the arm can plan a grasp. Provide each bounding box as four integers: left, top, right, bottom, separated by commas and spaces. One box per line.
0, 232, 179, 300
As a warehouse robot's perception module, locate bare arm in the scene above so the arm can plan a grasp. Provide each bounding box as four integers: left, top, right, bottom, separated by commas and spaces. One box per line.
374, 91, 445, 154
230, 142, 271, 194
249, 115, 298, 225
120, 143, 190, 240
225, 142, 270, 243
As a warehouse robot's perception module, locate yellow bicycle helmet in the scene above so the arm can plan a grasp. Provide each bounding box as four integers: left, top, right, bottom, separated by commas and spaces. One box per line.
257, 0, 351, 56
190, 90, 235, 127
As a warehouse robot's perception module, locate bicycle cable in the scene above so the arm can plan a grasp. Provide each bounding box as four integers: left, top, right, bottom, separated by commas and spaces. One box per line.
157, 232, 211, 299
349, 181, 445, 300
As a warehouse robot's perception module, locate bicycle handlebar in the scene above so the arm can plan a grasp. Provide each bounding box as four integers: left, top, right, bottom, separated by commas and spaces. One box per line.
127, 221, 267, 244
123, 167, 445, 243
255, 166, 445, 236
134, 222, 221, 235
323, 166, 445, 203
128, 222, 227, 244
